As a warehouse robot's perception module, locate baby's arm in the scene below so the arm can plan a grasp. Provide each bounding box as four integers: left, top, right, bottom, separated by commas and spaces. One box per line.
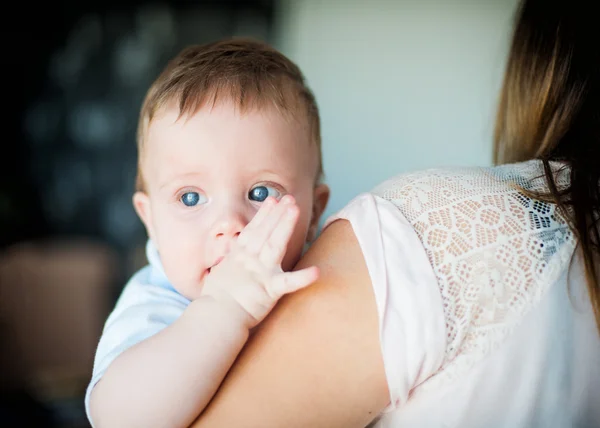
89, 295, 249, 428
89, 196, 318, 428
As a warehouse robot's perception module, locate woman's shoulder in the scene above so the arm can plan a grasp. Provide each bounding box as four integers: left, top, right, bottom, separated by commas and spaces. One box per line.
370, 160, 568, 220
366, 160, 576, 391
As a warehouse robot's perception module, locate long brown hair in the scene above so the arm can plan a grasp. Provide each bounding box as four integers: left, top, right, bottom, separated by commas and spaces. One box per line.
494, 0, 600, 332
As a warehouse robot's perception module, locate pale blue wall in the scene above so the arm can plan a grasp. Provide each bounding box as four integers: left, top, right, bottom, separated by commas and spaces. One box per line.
274, 0, 519, 221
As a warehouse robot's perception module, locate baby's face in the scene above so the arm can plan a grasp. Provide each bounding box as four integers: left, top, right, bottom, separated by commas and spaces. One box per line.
134, 101, 328, 300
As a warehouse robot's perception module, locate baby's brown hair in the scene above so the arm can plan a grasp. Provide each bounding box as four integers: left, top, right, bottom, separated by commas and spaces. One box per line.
135, 38, 323, 191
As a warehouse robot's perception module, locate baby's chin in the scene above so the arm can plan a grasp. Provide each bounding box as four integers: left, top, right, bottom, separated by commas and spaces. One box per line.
165, 272, 206, 301
171, 281, 204, 301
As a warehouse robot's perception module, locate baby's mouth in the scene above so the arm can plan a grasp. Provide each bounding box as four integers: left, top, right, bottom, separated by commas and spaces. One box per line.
207, 257, 224, 274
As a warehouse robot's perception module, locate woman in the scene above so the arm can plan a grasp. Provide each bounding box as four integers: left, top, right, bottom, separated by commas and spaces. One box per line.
189, 0, 599, 426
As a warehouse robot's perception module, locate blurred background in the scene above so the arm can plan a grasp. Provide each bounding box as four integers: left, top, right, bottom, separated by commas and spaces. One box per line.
2, 0, 518, 426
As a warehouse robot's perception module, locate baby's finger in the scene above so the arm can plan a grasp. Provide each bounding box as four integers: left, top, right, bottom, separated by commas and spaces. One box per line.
258, 203, 299, 266
242, 196, 295, 255
237, 197, 277, 249
267, 266, 319, 300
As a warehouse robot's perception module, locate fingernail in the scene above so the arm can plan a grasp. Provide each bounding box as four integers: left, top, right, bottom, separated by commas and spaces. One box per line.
282, 195, 294, 204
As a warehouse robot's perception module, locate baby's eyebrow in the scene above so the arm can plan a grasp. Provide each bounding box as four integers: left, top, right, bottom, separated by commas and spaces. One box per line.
158, 171, 206, 190
255, 168, 286, 177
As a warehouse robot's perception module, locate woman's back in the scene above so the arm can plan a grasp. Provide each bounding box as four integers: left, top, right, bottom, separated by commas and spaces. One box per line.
183, 1, 599, 426
371, 160, 600, 427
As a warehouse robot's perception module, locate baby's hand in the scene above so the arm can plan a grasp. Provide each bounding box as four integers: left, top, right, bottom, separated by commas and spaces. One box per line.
200, 195, 318, 329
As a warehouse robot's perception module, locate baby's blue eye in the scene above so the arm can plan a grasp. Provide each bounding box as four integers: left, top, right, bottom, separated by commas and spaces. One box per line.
180, 192, 207, 207
249, 185, 281, 202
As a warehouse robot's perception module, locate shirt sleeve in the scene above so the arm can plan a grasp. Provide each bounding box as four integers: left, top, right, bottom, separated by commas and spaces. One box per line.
323, 193, 446, 412
84, 268, 189, 425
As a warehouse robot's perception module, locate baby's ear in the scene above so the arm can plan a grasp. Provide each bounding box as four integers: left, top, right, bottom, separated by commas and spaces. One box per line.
133, 191, 156, 243
307, 184, 330, 242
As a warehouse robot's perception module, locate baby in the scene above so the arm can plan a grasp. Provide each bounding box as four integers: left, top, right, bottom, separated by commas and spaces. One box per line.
85, 38, 329, 428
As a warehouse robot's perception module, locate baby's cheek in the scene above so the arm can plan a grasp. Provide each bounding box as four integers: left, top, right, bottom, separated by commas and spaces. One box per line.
160, 247, 203, 299
281, 223, 309, 271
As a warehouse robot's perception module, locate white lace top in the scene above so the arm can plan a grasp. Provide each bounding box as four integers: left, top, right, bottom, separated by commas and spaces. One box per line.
325, 160, 600, 428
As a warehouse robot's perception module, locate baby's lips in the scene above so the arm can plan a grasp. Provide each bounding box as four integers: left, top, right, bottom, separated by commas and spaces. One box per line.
207, 256, 225, 273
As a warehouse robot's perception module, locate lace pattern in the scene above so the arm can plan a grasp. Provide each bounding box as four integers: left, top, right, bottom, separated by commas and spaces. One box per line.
372, 160, 575, 390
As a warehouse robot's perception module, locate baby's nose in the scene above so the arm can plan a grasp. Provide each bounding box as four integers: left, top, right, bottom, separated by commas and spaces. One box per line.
212, 213, 245, 240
